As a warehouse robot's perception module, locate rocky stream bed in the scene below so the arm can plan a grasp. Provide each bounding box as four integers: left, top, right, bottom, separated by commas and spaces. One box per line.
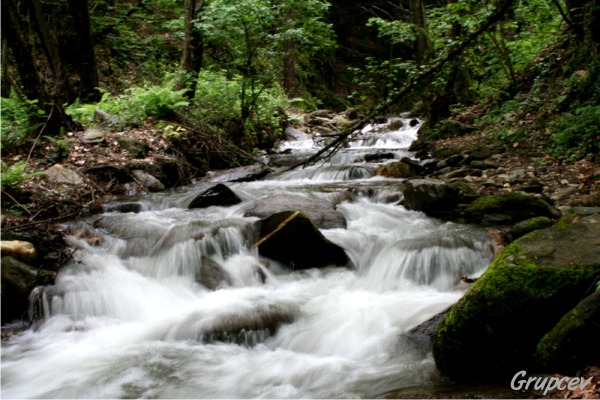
1, 110, 599, 398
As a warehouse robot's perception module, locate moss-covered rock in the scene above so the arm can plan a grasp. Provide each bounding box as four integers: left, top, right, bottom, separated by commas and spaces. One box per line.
256, 211, 350, 270
464, 193, 557, 224
433, 214, 600, 382
377, 161, 417, 178
534, 291, 600, 374
432, 119, 479, 140
510, 216, 553, 239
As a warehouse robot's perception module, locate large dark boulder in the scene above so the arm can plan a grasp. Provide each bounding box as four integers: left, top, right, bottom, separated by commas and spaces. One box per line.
401, 179, 456, 214
433, 213, 600, 382
464, 193, 558, 224
256, 211, 350, 270
245, 194, 346, 229
534, 291, 600, 374
189, 184, 242, 209
400, 179, 476, 218
1, 256, 38, 323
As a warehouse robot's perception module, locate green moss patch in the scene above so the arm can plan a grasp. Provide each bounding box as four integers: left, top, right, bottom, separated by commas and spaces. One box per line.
464, 193, 554, 223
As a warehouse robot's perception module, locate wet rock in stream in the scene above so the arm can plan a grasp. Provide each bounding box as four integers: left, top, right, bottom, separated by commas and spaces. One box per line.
245, 193, 347, 229
255, 210, 350, 270
188, 183, 242, 209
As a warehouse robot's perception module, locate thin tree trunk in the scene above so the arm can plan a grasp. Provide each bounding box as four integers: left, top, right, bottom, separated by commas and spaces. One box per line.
564, 0, 585, 36
68, 0, 99, 102
1, 37, 11, 97
409, 0, 432, 65
2, 0, 81, 135
179, 0, 204, 98
1, 0, 51, 103
283, 39, 299, 98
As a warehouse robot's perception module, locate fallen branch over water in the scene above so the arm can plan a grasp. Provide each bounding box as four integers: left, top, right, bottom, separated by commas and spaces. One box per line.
290, 0, 515, 169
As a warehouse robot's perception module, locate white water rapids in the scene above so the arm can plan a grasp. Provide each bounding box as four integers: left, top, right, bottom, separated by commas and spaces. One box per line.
1, 117, 493, 398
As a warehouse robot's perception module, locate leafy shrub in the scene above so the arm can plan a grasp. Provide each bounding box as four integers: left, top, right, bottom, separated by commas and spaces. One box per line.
551, 105, 600, 160
191, 70, 289, 143
67, 80, 189, 129
0, 161, 41, 189
193, 70, 241, 124
123, 84, 189, 120
1, 92, 45, 152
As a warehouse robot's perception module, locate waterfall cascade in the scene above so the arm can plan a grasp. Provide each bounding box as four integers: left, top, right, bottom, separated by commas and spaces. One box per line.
1, 117, 493, 399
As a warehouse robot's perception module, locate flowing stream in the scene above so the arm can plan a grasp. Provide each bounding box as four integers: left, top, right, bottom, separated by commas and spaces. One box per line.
1, 117, 494, 399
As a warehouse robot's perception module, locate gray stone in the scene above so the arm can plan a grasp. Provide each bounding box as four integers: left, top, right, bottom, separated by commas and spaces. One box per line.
44, 164, 85, 185
245, 193, 346, 229
80, 128, 106, 144
400, 179, 462, 217
196, 257, 233, 290
534, 291, 600, 374
581, 192, 600, 207
284, 127, 310, 141
105, 202, 148, 213
470, 160, 500, 170
207, 164, 271, 183
551, 186, 579, 201
464, 193, 556, 224
115, 135, 149, 158
131, 169, 165, 192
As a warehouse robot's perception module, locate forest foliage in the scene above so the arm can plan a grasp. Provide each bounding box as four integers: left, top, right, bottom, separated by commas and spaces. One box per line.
2, 0, 599, 182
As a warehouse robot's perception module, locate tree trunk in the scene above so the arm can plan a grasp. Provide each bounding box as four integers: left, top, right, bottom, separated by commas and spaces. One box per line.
1, 0, 81, 135
1, 0, 51, 103
565, 0, 600, 44
283, 39, 299, 98
565, 0, 585, 36
1, 37, 11, 98
179, 0, 204, 98
68, 0, 99, 102
409, 0, 432, 65
27, 0, 77, 104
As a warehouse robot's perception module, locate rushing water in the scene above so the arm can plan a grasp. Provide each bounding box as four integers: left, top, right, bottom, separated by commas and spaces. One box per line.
1, 117, 494, 399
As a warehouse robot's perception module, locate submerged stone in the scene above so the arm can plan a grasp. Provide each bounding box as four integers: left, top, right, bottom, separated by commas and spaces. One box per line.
195, 257, 233, 290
